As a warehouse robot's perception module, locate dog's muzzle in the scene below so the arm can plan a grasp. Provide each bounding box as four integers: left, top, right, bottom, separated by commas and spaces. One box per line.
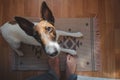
45, 41, 60, 57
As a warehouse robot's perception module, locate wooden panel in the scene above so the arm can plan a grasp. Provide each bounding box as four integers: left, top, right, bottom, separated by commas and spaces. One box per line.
115, 29, 120, 54
0, 0, 120, 79
24, 0, 40, 17
0, 0, 2, 25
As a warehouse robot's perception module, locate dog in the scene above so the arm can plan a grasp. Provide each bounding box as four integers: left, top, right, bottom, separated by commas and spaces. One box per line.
0, 1, 83, 57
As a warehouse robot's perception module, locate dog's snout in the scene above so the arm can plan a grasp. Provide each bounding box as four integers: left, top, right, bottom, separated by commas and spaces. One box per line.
49, 50, 58, 57
45, 41, 60, 57
47, 47, 59, 57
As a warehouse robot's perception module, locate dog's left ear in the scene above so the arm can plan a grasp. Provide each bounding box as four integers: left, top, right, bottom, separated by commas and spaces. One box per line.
41, 1, 55, 25
14, 16, 35, 36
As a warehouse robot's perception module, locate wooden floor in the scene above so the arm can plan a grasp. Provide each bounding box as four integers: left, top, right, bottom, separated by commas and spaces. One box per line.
0, 0, 120, 80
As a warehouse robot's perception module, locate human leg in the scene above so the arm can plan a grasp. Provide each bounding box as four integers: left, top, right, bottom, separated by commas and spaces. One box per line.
26, 57, 60, 80
66, 54, 77, 80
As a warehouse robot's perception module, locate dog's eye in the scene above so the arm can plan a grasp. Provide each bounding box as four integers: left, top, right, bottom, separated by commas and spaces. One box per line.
46, 27, 53, 33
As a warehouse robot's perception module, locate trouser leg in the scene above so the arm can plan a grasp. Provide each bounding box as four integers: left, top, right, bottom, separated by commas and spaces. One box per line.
67, 74, 77, 80
26, 70, 59, 80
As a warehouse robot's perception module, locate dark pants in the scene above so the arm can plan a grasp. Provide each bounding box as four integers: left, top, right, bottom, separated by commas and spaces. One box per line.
27, 70, 77, 80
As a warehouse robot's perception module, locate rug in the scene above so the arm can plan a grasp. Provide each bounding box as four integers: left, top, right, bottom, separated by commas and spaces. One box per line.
11, 18, 101, 71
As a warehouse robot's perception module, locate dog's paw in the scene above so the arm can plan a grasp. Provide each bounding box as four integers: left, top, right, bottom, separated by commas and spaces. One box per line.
75, 32, 83, 37
17, 51, 24, 56
68, 50, 77, 55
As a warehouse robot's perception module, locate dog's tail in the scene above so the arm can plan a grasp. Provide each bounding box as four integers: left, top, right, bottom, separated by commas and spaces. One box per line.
0, 23, 4, 35
0, 22, 6, 34
0, 25, 3, 38
0, 28, 2, 38
0, 26, 2, 34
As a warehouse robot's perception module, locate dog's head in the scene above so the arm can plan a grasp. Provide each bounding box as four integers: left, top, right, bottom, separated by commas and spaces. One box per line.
15, 2, 60, 57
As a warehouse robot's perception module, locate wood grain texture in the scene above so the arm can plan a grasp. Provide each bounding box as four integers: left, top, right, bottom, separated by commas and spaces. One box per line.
0, 0, 120, 79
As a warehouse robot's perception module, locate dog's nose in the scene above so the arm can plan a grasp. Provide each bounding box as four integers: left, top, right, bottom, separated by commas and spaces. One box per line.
49, 50, 58, 57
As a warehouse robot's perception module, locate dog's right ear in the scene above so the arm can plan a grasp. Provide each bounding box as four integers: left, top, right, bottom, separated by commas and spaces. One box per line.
41, 1, 55, 25
14, 16, 35, 36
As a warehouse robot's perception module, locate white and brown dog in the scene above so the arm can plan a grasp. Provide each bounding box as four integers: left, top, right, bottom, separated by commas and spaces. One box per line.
0, 2, 83, 57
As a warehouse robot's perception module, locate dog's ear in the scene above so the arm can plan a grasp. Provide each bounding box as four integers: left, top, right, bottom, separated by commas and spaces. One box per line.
14, 16, 34, 36
41, 1, 55, 25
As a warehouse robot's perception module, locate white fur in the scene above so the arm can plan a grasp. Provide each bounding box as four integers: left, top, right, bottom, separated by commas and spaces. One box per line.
0, 22, 83, 56
45, 41, 60, 55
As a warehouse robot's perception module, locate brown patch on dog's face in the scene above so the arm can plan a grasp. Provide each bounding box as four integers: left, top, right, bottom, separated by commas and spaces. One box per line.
34, 20, 56, 46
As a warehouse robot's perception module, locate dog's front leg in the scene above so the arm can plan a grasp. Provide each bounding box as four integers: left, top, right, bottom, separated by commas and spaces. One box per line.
60, 48, 77, 55
10, 43, 24, 56
13, 48, 24, 56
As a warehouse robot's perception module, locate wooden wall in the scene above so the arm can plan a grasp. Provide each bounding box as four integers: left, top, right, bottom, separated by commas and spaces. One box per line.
0, 0, 120, 80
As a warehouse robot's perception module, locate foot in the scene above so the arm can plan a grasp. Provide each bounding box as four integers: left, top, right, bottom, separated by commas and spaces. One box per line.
74, 32, 83, 37
48, 57, 60, 78
14, 49, 24, 56
61, 48, 77, 55
66, 54, 77, 79
67, 49, 77, 55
